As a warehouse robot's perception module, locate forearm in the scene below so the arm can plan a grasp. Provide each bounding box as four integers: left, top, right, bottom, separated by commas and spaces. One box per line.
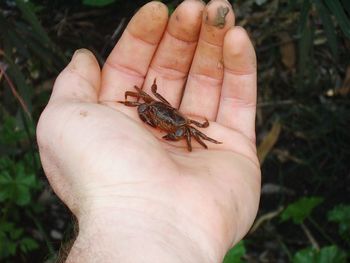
66, 210, 223, 263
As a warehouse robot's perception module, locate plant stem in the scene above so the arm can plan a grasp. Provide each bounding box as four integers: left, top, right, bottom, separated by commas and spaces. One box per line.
277, 235, 293, 261
308, 217, 336, 245
301, 222, 320, 250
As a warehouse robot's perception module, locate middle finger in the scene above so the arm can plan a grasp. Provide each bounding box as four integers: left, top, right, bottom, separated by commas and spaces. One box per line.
143, 0, 205, 108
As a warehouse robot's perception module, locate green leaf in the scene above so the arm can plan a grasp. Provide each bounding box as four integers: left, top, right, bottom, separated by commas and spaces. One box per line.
17, 173, 36, 186
317, 246, 347, 263
0, 222, 28, 259
0, 115, 26, 144
0, 222, 16, 233
0, 240, 17, 258
15, 171, 35, 206
293, 247, 317, 263
19, 237, 39, 253
82, 0, 117, 6
293, 246, 347, 263
0, 166, 35, 205
9, 228, 23, 240
0, 171, 13, 202
327, 204, 350, 240
223, 241, 246, 263
0, 157, 13, 170
0, 207, 41, 258
14, 184, 31, 206
324, 0, 350, 38
8, 242, 17, 256
281, 197, 323, 224
314, 0, 338, 59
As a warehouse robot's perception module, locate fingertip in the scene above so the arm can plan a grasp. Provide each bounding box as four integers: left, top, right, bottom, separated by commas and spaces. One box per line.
168, 0, 205, 41
128, 1, 169, 44
205, 0, 235, 28
224, 27, 256, 72
51, 48, 101, 102
200, 0, 235, 45
69, 49, 101, 86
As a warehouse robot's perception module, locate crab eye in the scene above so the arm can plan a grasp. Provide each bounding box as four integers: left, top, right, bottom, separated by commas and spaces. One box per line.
138, 104, 149, 113
175, 128, 185, 137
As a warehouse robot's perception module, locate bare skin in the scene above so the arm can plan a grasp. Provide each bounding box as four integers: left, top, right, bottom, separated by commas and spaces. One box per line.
37, 1, 260, 263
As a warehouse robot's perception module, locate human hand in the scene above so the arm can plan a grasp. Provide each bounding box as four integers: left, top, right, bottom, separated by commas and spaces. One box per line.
37, 1, 260, 262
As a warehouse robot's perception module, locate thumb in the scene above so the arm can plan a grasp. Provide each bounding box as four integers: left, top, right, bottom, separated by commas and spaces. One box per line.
50, 49, 101, 103
36, 49, 101, 211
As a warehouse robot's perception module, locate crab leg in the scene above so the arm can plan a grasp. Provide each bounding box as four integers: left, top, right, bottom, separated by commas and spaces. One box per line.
119, 85, 155, 105
189, 127, 208, 149
162, 127, 192, 152
185, 128, 192, 152
118, 101, 142, 107
189, 119, 209, 128
189, 126, 222, 145
151, 79, 171, 106
133, 85, 154, 103
124, 91, 141, 100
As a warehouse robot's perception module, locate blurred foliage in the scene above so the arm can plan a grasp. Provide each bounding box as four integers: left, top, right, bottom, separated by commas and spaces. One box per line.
0, 0, 349, 262
280, 197, 324, 224
223, 241, 246, 263
327, 205, 350, 242
82, 0, 118, 6
293, 245, 347, 263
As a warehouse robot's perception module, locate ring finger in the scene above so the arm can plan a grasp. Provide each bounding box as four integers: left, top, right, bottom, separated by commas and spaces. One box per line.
179, 0, 235, 120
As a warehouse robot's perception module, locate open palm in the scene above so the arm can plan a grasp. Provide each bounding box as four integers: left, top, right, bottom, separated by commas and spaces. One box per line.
37, 1, 261, 262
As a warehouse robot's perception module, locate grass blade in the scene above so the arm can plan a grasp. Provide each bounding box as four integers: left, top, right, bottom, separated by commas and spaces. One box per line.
297, 20, 314, 90
3, 41, 33, 115
0, 65, 31, 118
298, 0, 311, 34
314, 0, 338, 59
340, 0, 350, 15
324, 0, 350, 38
14, 0, 67, 64
14, 0, 51, 46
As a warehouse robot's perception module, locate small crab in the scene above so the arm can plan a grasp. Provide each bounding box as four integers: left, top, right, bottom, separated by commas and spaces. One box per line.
118, 79, 222, 152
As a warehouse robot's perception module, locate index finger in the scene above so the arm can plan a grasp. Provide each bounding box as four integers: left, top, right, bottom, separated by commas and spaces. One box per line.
99, 1, 168, 103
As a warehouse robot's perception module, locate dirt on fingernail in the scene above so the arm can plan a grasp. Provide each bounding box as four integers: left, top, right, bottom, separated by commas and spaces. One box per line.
213, 6, 229, 28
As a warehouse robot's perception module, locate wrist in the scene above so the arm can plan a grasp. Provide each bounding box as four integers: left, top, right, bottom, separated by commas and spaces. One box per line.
66, 204, 225, 263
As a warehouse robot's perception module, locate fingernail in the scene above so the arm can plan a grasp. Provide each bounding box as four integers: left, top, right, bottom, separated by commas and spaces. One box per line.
71, 49, 93, 67
72, 48, 91, 61
186, 0, 205, 4
207, 0, 230, 5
